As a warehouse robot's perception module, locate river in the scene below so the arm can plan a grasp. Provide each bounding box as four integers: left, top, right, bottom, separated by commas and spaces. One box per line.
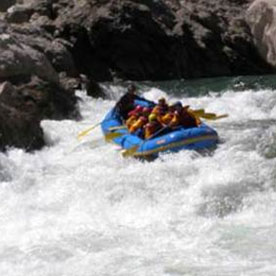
0, 76, 276, 275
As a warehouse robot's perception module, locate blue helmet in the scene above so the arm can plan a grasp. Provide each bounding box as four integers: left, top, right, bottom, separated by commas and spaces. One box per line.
173, 101, 182, 107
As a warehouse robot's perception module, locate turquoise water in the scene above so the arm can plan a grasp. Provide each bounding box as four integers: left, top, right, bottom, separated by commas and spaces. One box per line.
0, 76, 276, 275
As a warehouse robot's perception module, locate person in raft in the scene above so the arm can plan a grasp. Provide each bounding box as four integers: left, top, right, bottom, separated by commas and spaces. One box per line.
171, 102, 200, 128
115, 84, 149, 119
151, 97, 169, 117
144, 113, 162, 139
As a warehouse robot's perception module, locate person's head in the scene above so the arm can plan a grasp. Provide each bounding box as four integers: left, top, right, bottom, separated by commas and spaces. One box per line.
135, 105, 143, 112
173, 101, 183, 111
173, 101, 182, 107
139, 116, 148, 123
142, 107, 151, 115
168, 105, 176, 112
149, 113, 157, 122
158, 97, 166, 105
127, 84, 137, 94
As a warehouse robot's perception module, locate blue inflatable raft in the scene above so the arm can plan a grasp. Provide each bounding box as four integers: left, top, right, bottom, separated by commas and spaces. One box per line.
101, 98, 219, 158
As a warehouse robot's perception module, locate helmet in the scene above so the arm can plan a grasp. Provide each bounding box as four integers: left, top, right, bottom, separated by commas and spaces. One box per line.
142, 107, 150, 114
149, 113, 157, 122
127, 84, 136, 93
173, 101, 182, 107
140, 116, 148, 122
158, 97, 166, 104
135, 105, 143, 112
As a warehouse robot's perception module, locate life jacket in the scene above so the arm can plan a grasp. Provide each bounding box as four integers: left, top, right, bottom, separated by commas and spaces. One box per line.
160, 112, 174, 125
152, 104, 168, 116
179, 109, 198, 128
170, 112, 181, 128
187, 109, 201, 126
129, 117, 147, 133
126, 115, 138, 129
144, 121, 161, 139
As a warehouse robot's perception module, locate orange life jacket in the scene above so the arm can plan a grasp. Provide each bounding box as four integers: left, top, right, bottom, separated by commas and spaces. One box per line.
144, 121, 161, 139
126, 115, 138, 129
179, 109, 198, 128
129, 117, 147, 133
170, 112, 181, 127
160, 112, 174, 125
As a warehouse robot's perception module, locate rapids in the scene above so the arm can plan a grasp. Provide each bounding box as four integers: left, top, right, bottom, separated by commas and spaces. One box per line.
0, 79, 276, 276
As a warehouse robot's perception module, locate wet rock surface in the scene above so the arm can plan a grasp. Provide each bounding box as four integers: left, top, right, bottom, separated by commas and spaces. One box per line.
246, 0, 276, 68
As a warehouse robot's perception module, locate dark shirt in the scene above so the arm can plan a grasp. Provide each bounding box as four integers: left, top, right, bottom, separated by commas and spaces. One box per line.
115, 92, 150, 119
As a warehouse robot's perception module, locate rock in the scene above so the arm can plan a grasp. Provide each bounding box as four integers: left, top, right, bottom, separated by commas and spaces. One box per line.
53, 0, 273, 81
0, 31, 59, 83
0, 77, 79, 151
0, 0, 16, 12
0, 81, 44, 151
15, 76, 79, 120
59, 73, 104, 98
45, 39, 77, 76
0, 104, 45, 151
5, 4, 33, 23
246, 0, 276, 68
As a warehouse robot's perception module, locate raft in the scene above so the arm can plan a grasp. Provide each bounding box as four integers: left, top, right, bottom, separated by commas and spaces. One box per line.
101, 98, 219, 158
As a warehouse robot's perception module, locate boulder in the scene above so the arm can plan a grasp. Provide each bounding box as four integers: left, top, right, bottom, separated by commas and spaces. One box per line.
45, 39, 77, 76
53, 0, 273, 81
5, 4, 33, 23
0, 32, 59, 83
0, 81, 44, 151
0, 77, 79, 151
0, 0, 16, 12
246, 0, 276, 68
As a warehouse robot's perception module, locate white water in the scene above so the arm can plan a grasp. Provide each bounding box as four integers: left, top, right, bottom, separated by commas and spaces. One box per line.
1, 86, 276, 276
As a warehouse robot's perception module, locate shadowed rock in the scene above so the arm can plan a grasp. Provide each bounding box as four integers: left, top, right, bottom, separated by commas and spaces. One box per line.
246, 0, 276, 68
0, 31, 58, 83
0, 77, 79, 151
0, 81, 44, 151
0, 0, 16, 12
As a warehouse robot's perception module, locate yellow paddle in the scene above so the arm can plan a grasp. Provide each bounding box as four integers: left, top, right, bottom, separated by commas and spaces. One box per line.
105, 132, 124, 142
198, 113, 228, 120
190, 109, 228, 120
77, 122, 101, 140
122, 145, 139, 157
109, 125, 127, 131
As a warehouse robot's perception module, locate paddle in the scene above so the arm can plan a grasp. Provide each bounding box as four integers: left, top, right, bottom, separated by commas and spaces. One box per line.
197, 113, 228, 120
190, 109, 205, 116
122, 145, 139, 158
109, 125, 127, 131
189, 109, 228, 120
77, 122, 101, 140
105, 132, 124, 142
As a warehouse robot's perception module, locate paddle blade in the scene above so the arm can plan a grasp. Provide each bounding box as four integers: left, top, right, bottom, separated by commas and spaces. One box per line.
213, 114, 229, 120
109, 125, 127, 131
77, 122, 101, 140
190, 109, 205, 116
105, 132, 124, 142
121, 145, 139, 158
201, 113, 228, 120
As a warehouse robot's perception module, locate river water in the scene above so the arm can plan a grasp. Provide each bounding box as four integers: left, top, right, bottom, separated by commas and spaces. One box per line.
1, 76, 276, 276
